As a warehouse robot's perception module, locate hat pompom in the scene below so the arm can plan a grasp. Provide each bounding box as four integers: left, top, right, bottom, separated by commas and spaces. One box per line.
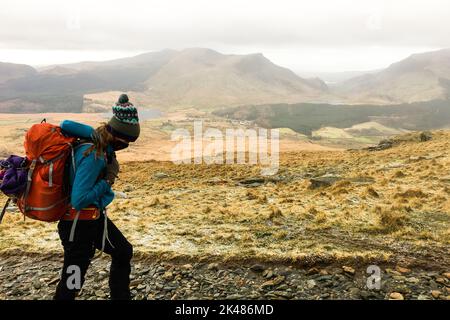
118, 93, 129, 104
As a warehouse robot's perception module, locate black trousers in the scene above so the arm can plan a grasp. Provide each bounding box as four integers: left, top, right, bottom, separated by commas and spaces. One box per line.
54, 214, 133, 300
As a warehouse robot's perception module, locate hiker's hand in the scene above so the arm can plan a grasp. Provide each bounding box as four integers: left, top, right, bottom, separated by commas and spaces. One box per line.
105, 154, 119, 186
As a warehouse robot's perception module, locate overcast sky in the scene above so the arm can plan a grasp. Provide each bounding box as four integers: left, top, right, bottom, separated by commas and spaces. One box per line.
0, 0, 448, 73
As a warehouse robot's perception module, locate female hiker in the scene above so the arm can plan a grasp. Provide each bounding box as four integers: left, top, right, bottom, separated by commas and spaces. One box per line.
54, 94, 140, 300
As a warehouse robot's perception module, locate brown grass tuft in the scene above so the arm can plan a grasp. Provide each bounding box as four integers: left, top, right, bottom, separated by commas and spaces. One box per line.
203, 206, 212, 214
308, 206, 319, 216
376, 205, 409, 230
268, 205, 283, 220
393, 170, 406, 178
394, 189, 427, 199
315, 211, 328, 224
443, 186, 450, 194
246, 190, 258, 200
365, 187, 380, 198
149, 197, 161, 206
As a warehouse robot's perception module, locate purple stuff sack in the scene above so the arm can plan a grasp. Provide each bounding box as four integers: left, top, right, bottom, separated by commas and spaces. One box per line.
0, 155, 28, 197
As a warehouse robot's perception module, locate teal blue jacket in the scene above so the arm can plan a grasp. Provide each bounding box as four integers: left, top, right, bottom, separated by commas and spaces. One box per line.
60, 120, 115, 211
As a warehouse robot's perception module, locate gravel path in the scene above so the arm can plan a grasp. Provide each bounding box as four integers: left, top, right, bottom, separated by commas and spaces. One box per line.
0, 254, 448, 300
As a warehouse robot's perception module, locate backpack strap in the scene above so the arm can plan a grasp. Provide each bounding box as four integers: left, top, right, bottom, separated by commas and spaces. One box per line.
68, 210, 80, 242
70, 142, 94, 173
75, 142, 94, 149
92, 208, 115, 259
68, 142, 94, 243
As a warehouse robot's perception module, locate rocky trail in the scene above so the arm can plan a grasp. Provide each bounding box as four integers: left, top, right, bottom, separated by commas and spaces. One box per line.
0, 253, 448, 300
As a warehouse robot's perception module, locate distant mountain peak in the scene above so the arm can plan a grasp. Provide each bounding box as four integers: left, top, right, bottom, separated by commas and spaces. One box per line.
336, 48, 450, 104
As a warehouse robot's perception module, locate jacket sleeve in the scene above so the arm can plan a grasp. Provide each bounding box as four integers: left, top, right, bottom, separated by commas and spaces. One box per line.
70, 151, 111, 211
60, 120, 94, 139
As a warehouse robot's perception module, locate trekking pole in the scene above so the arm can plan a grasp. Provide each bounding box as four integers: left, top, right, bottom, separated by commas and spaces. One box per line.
0, 198, 11, 224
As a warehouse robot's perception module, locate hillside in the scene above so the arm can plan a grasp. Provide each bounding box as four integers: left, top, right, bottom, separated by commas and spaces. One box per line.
0, 48, 328, 112
0, 62, 36, 85
0, 130, 449, 299
214, 100, 450, 137
337, 49, 450, 104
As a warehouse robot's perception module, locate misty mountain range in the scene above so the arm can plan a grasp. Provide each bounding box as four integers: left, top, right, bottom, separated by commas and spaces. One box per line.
0, 48, 450, 113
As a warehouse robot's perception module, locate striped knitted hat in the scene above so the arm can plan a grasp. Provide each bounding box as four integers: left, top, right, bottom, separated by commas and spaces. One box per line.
107, 94, 140, 142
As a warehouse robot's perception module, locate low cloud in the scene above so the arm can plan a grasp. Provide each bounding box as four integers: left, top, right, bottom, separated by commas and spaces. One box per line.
0, 0, 449, 70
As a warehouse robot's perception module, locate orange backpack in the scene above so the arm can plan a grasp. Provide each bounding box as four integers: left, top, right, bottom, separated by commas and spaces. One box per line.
16, 122, 76, 222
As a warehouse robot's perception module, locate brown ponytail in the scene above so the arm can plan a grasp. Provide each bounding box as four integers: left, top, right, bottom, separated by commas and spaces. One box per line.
83, 123, 114, 158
